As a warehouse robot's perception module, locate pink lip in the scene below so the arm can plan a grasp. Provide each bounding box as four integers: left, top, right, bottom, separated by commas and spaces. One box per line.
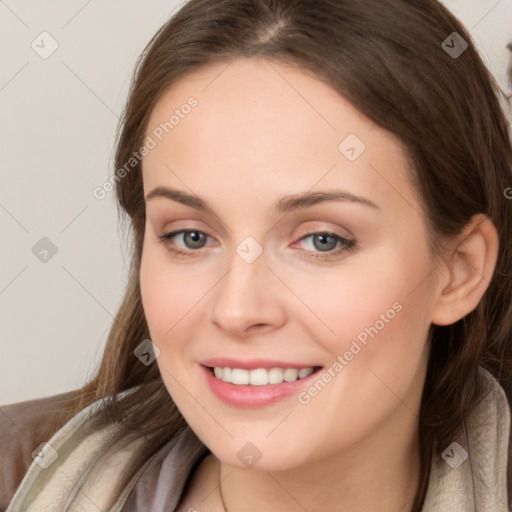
200, 363, 323, 408
200, 357, 318, 370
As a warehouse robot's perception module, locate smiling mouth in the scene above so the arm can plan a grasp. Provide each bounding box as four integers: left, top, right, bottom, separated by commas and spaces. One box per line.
207, 366, 323, 386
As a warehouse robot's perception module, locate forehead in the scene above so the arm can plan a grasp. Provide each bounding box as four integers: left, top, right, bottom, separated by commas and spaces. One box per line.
142, 58, 421, 220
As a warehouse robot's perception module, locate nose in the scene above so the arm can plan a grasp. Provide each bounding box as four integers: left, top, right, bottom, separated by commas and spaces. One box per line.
209, 245, 287, 338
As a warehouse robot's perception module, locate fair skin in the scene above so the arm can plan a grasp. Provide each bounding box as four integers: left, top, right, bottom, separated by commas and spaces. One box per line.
139, 57, 499, 511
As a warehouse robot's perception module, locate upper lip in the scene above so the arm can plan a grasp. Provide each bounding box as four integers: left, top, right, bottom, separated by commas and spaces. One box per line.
200, 357, 322, 370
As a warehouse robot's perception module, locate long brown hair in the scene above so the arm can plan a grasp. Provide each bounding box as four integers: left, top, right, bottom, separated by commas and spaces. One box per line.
42, 1, 512, 509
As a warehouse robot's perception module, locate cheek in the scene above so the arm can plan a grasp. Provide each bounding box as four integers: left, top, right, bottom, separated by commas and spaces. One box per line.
140, 255, 170, 336
139, 245, 207, 343
139, 249, 205, 404
295, 241, 434, 365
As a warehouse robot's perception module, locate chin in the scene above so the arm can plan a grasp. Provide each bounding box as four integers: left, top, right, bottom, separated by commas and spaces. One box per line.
206, 436, 315, 472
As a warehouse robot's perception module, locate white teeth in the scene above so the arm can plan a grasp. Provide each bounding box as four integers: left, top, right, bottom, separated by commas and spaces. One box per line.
249, 368, 268, 386
283, 368, 298, 382
268, 368, 284, 384
298, 367, 314, 379
212, 366, 316, 385
221, 367, 232, 383
231, 368, 250, 385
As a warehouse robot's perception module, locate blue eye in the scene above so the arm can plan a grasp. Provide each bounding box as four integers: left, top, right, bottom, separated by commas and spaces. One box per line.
158, 230, 211, 257
158, 229, 356, 260
297, 232, 355, 259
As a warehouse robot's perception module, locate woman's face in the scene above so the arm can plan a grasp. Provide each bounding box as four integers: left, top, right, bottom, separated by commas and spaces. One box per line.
140, 57, 444, 470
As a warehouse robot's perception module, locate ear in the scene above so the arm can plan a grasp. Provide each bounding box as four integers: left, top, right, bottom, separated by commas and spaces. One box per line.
431, 214, 499, 326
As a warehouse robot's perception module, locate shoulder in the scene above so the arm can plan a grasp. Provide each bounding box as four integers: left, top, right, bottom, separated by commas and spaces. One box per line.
476, 367, 512, 510
0, 390, 79, 511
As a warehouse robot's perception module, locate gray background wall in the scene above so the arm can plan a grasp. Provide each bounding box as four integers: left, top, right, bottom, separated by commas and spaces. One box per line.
1, 0, 511, 404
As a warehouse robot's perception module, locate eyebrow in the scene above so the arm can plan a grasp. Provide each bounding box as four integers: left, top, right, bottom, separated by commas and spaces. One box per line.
145, 186, 380, 214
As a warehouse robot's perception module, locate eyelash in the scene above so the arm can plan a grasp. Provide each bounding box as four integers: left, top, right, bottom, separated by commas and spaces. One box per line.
157, 229, 356, 260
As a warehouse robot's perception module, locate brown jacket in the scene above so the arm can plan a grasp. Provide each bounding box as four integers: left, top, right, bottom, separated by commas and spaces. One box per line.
1, 371, 511, 511
0, 391, 81, 509
0, 391, 209, 511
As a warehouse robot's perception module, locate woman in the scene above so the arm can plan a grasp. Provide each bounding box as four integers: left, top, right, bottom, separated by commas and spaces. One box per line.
2, 1, 512, 510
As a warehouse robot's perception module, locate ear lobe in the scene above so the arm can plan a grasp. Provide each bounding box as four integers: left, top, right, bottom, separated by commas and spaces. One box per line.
431, 214, 499, 326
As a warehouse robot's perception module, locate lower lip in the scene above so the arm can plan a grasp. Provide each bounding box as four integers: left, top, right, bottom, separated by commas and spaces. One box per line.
201, 365, 322, 408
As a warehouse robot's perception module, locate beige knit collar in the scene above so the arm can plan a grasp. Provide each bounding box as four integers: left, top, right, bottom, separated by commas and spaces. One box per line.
7, 367, 510, 512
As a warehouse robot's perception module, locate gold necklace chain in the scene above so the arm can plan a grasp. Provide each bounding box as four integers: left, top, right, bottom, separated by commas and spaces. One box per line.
218, 459, 228, 511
